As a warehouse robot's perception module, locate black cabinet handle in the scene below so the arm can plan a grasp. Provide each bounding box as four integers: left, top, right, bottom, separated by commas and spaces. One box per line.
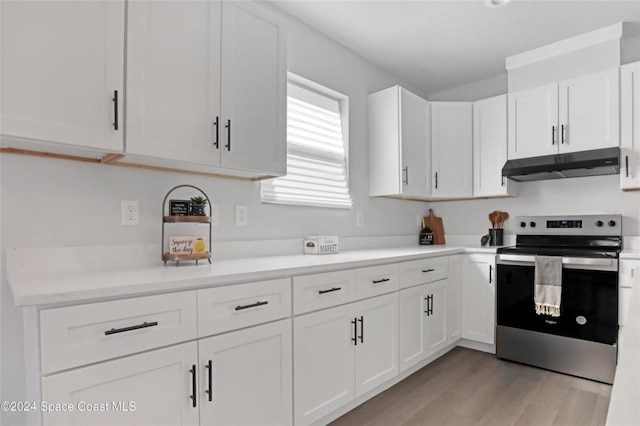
318, 287, 341, 295
561, 124, 566, 144
112, 90, 119, 130
502, 176, 505, 187
358, 316, 364, 343
235, 300, 268, 311
424, 297, 430, 315
626, 155, 629, 178
190, 365, 197, 408
430, 295, 434, 316
422, 268, 435, 273
351, 318, 358, 346
372, 278, 390, 284
105, 321, 158, 336
403, 166, 409, 185
434, 172, 438, 189
225, 119, 231, 151
213, 117, 219, 149
489, 265, 493, 284
205, 360, 212, 402
552, 126, 556, 145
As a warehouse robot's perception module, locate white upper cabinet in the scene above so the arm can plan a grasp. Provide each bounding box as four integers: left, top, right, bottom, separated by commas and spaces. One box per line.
620, 62, 640, 190
127, 1, 286, 177
369, 86, 430, 198
507, 84, 559, 159
126, 0, 221, 166
220, 1, 287, 176
473, 95, 509, 197
431, 102, 473, 198
1, 1, 125, 154
508, 69, 619, 160
558, 69, 619, 153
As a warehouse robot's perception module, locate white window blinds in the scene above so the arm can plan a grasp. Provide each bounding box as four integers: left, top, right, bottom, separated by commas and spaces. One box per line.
261, 79, 352, 209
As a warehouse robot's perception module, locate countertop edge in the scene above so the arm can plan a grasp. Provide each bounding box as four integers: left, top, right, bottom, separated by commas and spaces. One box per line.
10, 246, 499, 307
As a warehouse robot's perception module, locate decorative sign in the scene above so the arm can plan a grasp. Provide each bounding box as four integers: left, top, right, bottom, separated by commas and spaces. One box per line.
169, 200, 190, 216
169, 236, 207, 255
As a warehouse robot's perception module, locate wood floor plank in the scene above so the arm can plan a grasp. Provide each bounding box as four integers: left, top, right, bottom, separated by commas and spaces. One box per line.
330, 347, 612, 426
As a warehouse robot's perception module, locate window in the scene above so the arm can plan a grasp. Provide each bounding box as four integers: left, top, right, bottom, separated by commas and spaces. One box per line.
261, 75, 352, 209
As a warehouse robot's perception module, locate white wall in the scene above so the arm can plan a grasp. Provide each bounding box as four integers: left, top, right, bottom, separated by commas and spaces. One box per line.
0, 6, 431, 423
427, 73, 507, 102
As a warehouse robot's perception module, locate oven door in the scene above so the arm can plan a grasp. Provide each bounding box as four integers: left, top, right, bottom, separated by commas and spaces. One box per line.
496, 254, 618, 345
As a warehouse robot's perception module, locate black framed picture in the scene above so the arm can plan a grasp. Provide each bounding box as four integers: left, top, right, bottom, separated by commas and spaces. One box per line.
169, 199, 190, 216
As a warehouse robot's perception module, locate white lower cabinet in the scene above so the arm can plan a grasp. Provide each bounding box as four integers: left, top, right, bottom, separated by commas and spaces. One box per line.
398, 280, 447, 372
462, 254, 496, 345
42, 320, 292, 426
293, 293, 398, 425
198, 319, 292, 426
42, 342, 200, 426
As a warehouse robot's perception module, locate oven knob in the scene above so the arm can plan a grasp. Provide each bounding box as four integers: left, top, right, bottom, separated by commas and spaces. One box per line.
608, 220, 616, 227
520, 222, 526, 228
530, 221, 536, 228
596, 220, 603, 227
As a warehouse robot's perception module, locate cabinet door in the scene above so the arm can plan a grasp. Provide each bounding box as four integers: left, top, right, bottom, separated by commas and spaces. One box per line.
369, 86, 403, 196
473, 95, 509, 197
431, 102, 472, 198
462, 255, 496, 345
399, 284, 429, 372
1, 1, 124, 152
558, 69, 619, 153
126, 1, 221, 166
446, 255, 462, 343
198, 319, 292, 426
293, 304, 356, 425
354, 293, 399, 397
400, 87, 430, 197
507, 84, 558, 159
621, 62, 640, 189
220, 1, 286, 175
42, 342, 199, 426
424, 280, 447, 356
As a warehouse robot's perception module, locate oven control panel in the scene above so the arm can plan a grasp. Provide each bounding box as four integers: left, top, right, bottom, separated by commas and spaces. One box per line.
516, 215, 621, 236
547, 220, 582, 229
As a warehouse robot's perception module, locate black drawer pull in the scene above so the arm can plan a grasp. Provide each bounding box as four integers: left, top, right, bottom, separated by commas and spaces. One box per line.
225, 119, 231, 151
422, 268, 435, 273
358, 316, 364, 343
105, 321, 158, 336
318, 287, 341, 295
235, 300, 268, 311
372, 278, 390, 284
626, 155, 629, 178
213, 116, 220, 149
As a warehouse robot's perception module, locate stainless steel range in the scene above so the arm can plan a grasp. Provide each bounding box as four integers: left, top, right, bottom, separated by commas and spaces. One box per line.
496, 214, 622, 384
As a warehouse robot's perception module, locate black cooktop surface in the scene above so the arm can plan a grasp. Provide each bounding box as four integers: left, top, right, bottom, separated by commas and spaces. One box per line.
496, 246, 620, 258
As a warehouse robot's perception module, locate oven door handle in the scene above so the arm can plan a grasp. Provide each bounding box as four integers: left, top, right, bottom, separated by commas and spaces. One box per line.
496, 254, 617, 271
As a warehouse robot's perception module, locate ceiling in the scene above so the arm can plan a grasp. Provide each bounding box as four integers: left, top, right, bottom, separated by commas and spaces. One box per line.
271, 1, 640, 96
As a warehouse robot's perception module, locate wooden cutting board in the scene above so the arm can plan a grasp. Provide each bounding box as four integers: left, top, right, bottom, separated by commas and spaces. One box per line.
423, 209, 446, 245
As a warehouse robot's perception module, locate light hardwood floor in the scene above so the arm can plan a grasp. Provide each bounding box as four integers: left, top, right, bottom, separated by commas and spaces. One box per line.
330, 347, 612, 426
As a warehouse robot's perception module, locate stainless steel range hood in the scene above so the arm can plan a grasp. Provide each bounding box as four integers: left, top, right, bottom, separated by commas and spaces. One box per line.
502, 147, 620, 182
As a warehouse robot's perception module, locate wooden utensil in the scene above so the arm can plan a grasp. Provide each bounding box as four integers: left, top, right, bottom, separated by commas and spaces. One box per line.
498, 212, 509, 229
423, 209, 445, 244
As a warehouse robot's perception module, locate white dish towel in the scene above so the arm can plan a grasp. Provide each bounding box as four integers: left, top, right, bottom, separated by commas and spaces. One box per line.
534, 256, 563, 317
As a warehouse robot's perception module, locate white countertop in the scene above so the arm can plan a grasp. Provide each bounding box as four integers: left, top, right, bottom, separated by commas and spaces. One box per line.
607, 266, 640, 425
8, 245, 497, 307
620, 249, 640, 260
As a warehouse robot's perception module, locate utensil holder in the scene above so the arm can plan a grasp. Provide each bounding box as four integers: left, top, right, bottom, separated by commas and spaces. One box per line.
489, 229, 504, 246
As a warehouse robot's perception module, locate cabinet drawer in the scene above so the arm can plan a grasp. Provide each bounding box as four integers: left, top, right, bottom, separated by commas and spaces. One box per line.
293, 270, 356, 314
399, 257, 448, 289
355, 263, 399, 300
40, 291, 197, 374
197, 278, 291, 337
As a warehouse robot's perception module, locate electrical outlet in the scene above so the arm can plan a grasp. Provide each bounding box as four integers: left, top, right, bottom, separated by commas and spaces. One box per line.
211, 204, 219, 227
121, 200, 139, 226
235, 205, 247, 226
356, 211, 364, 228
